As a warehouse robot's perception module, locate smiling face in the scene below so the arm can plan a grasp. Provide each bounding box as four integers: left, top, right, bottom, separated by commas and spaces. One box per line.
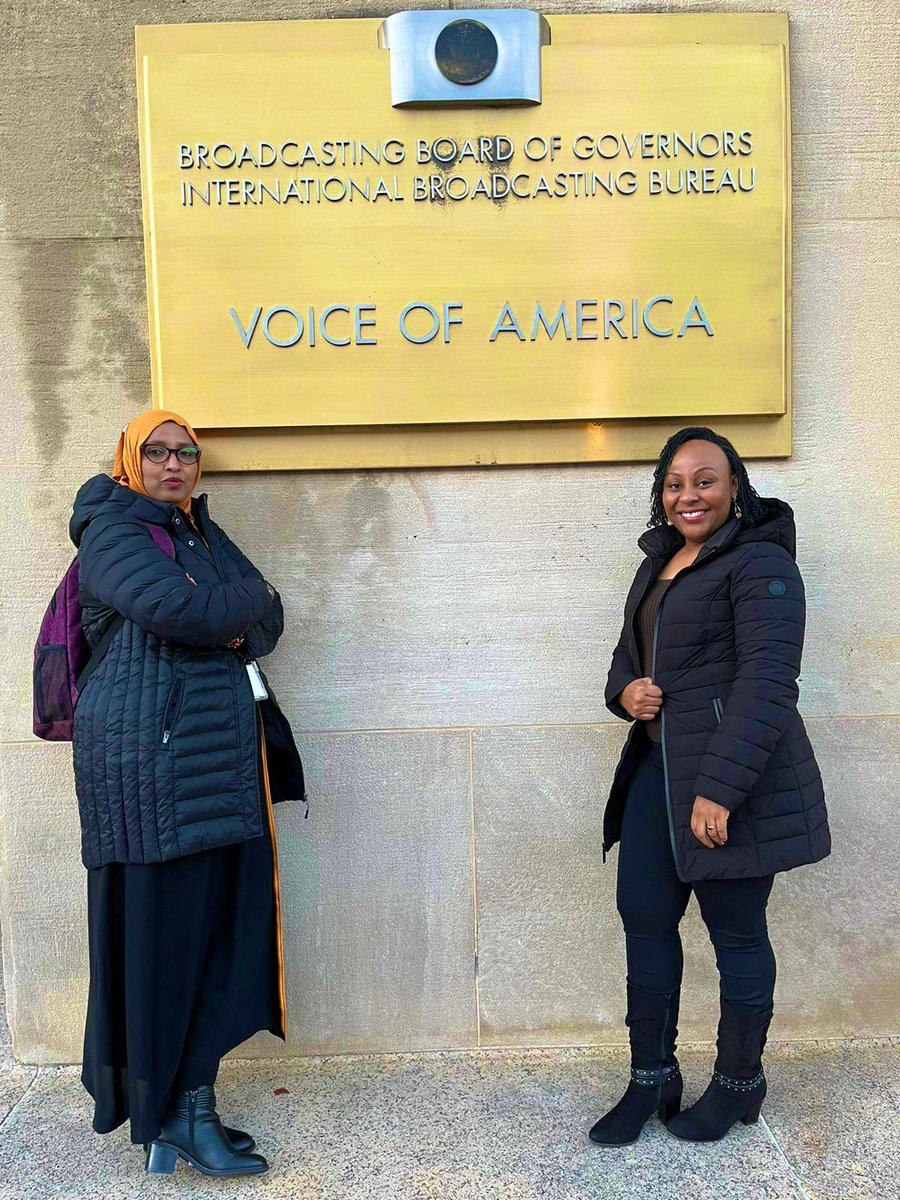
661, 439, 738, 545
140, 420, 200, 505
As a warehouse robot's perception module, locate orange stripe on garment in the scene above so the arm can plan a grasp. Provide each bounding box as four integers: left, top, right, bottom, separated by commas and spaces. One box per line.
258, 708, 288, 1040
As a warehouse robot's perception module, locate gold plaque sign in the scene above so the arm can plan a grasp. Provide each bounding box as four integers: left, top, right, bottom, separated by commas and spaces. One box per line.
136, 14, 791, 468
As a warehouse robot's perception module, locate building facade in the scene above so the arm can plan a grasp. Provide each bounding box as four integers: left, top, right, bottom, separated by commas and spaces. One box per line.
0, 0, 897, 1063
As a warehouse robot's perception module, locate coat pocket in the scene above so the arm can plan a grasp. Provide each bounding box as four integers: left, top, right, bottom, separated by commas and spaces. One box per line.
161, 678, 185, 747
712, 697, 724, 724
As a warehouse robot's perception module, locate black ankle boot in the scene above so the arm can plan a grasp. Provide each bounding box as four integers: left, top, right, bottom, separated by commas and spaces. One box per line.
153, 1126, 254, 1152
145, 1085, 268, 1176
223, 1125, 256, 1153
667, 1001, 771, 1143
146, 1122, 254, 1152
589, 986, 683, 1146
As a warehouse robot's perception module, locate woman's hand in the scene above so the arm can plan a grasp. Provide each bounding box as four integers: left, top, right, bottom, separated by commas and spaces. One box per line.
619, 677, 664, 721
691, 796, 730, 847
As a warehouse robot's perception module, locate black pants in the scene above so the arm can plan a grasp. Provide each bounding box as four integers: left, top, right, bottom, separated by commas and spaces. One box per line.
617, 737, 776, 1015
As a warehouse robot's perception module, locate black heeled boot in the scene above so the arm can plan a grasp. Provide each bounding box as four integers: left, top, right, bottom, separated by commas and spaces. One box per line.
145, 1120, 254, 1152
145, 1085, 269, 1176
667, 1000, 771, 1142
589, 986, 683, 1146
223, 1125, 256, 1153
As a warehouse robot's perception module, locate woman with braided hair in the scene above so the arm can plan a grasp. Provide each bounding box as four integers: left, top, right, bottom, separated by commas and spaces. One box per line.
588, 427, 830, 1146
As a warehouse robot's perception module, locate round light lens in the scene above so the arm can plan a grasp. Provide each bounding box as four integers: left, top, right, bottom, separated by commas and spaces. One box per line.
434, 20, 498, 86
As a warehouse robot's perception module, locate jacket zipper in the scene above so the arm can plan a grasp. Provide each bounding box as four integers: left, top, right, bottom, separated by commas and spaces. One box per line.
161, 678, 184, 746
651, 603, 681, 874
650, 544, 721, 877
603, 554, 695, 860
713, 697, 724, 723
604, 562, 659, 857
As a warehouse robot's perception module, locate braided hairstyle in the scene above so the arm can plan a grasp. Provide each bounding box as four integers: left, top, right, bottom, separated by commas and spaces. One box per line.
647, 427, 766, 529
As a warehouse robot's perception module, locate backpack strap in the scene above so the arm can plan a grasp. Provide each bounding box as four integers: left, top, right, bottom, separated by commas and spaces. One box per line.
147, 524, 176, 559
75, 613, 125, 694
75, 522, 177, 694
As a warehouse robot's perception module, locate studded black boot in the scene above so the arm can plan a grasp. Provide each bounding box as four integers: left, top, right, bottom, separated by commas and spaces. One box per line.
145, 1085, 268, 1176
589, 986, 683, 1146
667, 1000, 771, 1143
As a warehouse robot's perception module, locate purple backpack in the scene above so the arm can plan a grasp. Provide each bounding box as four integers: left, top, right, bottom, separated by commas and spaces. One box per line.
33, 524, 175, 741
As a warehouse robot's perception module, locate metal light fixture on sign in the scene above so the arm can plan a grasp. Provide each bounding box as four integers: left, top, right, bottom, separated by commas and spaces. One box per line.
378, 9, 550, 107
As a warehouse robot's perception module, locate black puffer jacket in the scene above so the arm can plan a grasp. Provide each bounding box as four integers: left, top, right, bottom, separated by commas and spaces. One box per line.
603, 498, 830, 882
70, 475, 304, 870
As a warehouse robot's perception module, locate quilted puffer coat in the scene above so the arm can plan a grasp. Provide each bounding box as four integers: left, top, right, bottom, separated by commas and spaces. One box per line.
602, 498, 830, 883
70, 474, 304, 869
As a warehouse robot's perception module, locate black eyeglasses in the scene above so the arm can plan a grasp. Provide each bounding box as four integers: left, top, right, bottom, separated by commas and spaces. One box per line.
142, 443, 202, 466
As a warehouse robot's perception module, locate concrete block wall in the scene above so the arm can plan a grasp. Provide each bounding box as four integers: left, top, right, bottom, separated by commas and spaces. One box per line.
0, 0, 897, 1064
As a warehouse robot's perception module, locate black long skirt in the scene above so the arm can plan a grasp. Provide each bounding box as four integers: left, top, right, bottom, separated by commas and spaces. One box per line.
81, 722, 287, 1144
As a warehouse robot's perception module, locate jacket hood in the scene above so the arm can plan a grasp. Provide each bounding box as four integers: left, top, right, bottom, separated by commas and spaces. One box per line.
70, 473, 208, 549
637, 497, 797, 562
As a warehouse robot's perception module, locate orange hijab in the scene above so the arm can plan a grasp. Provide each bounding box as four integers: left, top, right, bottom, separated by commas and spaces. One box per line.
112, 410, 201, 515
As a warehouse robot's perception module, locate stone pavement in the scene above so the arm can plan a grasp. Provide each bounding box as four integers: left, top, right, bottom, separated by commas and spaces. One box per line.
0, 1037, 897, 1200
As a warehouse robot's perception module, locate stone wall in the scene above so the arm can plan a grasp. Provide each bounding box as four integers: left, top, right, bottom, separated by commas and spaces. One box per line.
1, 0, 897, 1063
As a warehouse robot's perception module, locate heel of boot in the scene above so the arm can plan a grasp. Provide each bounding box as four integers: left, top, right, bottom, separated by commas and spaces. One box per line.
741, 1102, 763, 1125
658, 1096, 681, 1124
145, 1141, 178, 1173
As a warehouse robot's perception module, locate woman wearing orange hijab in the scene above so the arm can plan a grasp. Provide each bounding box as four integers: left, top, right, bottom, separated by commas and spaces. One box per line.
69, 411, 305, 1178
